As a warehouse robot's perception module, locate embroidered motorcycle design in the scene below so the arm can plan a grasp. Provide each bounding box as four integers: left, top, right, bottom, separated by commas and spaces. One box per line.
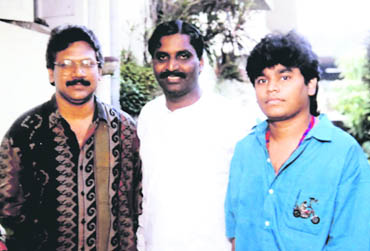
293, 197, 320, 224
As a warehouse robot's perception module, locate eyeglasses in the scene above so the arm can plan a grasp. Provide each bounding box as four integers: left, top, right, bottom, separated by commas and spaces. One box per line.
54, 59, 99, 70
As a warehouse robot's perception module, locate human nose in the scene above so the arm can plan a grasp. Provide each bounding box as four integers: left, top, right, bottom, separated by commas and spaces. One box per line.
72, 63, 86, 77
267, 79, 279, 92
167, 58, 179, 72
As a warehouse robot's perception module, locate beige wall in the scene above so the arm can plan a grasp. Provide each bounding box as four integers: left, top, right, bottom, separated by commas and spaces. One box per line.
266, 0, 298, 32
0, 0, 33, 22
0, 21, 54, 138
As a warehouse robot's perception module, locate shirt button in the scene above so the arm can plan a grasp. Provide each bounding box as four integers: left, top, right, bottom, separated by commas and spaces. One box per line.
267, 158, 271, 163
265, 221, 270, 227
269, 189, 274, 195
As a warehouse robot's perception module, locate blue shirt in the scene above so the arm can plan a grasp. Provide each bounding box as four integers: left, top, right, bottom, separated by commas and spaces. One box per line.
225, 114, 370, 250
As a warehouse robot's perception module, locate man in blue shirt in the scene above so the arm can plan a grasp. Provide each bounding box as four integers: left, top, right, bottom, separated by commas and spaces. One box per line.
225, 31, 370, 250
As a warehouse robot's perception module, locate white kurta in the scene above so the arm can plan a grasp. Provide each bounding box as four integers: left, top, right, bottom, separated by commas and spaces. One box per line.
137, 92, 257, 251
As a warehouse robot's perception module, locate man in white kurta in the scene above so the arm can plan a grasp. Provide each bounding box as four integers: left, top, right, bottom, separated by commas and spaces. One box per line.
138, 93, 256, 251
137, 20, 258, 251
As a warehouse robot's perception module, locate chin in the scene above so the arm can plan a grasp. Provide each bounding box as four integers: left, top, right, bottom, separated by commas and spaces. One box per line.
164, 89, 188, 99
265, 113, 288, 122
69, 94, 94, 105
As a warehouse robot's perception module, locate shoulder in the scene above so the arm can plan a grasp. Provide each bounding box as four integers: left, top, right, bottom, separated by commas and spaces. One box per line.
5, 100, 52, 140
319, 115, 362, 149
101, 102, 137, 129
330, 126, 368, 163
204, 92, 260, 128
139, 95, 165, 116
137, 95, 165, 125
237, 124, 259, 144
315, 115, 369, 175
232, 123, 261, 155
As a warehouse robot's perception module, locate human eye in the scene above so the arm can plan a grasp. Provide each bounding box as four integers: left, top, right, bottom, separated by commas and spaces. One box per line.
155, 52, 168, 62
255, 77, 267, 85
178, 51, 191, 60
81, 59, 96, 68
281, 75, 291, 81
60, 59, 73, 68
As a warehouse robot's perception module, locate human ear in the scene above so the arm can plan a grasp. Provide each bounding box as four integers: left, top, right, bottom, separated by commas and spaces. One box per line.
308, 78, 318, 96
199, 57, 204, 74
98, 68, 103, 81
48, 69, 55, 86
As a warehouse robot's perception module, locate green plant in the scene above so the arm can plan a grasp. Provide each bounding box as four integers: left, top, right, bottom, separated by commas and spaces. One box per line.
334, 35, 370, 158
119, 50, 161, 116
334, 80, 370, 141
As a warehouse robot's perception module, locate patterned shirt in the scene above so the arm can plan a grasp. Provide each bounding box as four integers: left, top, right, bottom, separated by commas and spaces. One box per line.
0, 95, 142, 251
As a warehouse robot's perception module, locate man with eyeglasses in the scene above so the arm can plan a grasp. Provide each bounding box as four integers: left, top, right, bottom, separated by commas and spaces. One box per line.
0, 24, 142, 251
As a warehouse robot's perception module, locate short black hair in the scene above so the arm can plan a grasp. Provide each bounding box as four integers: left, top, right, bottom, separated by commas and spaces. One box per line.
46, 24, 104, 70
246, 30, 321, 116
148, 20, 204, 59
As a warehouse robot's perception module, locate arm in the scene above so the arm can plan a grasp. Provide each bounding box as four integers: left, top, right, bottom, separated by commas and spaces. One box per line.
131, 132, 143, 226
225, 143, 244, 250
0, 135, 25, 248
119, 114, 143, 251
325, 145, 370, 250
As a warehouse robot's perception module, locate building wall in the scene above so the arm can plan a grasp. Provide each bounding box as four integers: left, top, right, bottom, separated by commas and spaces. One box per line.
0, 0, 121, 137
0, 21, 53, 138
0, 0, 33, 22
266, 0, 298, 32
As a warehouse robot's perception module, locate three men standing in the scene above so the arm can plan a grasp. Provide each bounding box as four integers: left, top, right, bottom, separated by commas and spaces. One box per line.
1, 19, 368, 251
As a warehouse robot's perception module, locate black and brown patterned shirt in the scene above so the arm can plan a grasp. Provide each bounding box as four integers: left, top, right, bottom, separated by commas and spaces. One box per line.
0, 95, 142, 251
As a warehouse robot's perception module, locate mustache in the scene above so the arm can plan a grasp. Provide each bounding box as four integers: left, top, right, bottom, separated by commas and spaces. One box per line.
66, 78, 91, 87
159, 70, 186, 79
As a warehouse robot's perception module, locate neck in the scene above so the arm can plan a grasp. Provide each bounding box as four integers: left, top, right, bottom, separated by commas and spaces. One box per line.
268, 113, 312, 143
166, 87, 202, 111
56, 94, 95, 121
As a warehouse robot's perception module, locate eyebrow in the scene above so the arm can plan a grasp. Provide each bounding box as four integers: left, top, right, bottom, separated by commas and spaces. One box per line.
154, 51, 168, 55
255, 66, 293, 80
177, 49, 191, 54
155, 49, 191, 55
279, 67, 293, 74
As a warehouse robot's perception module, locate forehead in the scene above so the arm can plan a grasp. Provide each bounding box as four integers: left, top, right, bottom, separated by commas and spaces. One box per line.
156, 33, 195, 54
261, 64, 301, 75
55, 41, 96, 60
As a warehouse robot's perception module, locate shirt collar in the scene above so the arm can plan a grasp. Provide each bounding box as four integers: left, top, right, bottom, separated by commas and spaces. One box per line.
94, 96, 108, 123
255, 114, 333, 146
308, 114, 332, 142
48, 94, 108, 128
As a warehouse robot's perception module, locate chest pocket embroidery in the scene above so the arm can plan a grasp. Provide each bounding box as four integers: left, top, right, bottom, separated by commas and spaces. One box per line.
293, 197, 320, 224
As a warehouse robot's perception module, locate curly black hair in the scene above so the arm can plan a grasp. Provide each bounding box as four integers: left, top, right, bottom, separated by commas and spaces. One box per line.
246, 30, 321, 116
148, 20, 204, 59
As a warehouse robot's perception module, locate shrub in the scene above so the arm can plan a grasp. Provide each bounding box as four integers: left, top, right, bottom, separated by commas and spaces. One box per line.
334, 34, 370, 158
119, 50, 161, 117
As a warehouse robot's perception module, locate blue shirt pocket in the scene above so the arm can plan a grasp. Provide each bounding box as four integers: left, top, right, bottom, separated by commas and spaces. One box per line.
283, 191, 333, 236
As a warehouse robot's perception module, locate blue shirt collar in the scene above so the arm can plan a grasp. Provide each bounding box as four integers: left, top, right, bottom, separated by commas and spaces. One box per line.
254, 114, 333, 147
